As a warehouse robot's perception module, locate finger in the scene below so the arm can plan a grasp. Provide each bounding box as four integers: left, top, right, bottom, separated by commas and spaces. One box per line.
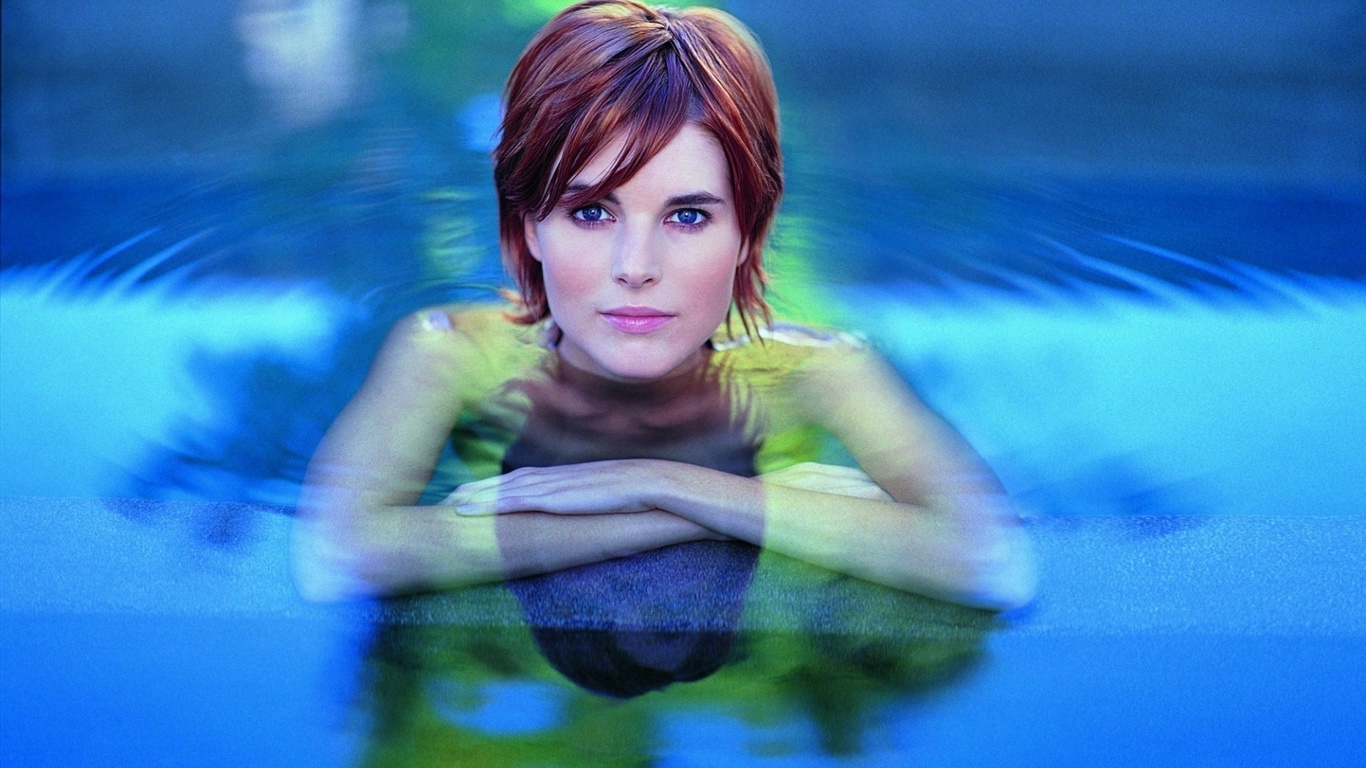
445, 477, 511, 513
452, 485, 518, 515
811, 464, 873, 480
454, 474, 507, 494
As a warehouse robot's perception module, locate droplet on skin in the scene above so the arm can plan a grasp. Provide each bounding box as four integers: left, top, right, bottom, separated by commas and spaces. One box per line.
420, 310, 452, 332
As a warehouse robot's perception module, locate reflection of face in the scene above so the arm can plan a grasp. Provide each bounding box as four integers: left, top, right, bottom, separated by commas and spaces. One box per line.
524, 123, 744, 382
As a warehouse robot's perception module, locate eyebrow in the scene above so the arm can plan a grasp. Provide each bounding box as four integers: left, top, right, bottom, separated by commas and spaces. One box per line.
563, 184, 727, 208
667, 192, 726, 207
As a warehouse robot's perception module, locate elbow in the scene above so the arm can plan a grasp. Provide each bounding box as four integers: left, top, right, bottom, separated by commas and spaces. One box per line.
289, 516, 384, 603
292, 558, 372, 604
290, 506, 493, 601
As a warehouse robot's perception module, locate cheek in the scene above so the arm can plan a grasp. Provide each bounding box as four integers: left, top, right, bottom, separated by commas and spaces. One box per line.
694, 240, 743, 304
674, 251, 740, 323
539, 246, 601, 309
698, 261, 737, 304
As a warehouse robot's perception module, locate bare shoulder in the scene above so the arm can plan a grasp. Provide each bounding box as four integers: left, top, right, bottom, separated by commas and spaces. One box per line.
755, 321, 878, 375
375, 302, 549, 404
761, 326, 993, 499
717, 320, 870, 371
752, 323, 921, 424
363, 303, 509, 396
717, 321, 867, 351
764, 322, 867, 347
381, 303, 504, 361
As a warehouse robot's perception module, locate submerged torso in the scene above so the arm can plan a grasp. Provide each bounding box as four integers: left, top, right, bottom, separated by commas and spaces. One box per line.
445, 305, 862, 483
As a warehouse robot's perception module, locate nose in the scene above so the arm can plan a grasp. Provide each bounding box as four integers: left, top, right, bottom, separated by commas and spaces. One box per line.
611, 225, 662, 288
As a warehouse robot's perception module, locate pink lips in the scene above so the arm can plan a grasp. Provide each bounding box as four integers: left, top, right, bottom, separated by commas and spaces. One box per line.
601, 307, 674, 334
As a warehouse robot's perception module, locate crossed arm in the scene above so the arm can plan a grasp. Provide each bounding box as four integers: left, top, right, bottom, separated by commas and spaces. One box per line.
293, 310, 1036, 610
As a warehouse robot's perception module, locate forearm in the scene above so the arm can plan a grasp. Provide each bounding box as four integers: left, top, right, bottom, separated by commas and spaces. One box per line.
291, 501, 712, 602
764, 484, 1033, 610
655, 463, 1035, 610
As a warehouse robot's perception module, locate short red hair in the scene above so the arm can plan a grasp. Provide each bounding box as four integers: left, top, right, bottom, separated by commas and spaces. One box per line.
493, 0, 782, 336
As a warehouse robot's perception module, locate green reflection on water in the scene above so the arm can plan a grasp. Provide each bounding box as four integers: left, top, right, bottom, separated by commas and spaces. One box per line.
355, 549, 996, 766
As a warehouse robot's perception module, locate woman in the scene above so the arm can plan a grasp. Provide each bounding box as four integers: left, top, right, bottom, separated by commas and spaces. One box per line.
294, 0, 1035, 610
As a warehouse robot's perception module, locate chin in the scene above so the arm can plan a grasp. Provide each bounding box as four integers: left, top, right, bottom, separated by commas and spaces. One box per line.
595, 347, 698, 382
601, 358, 682, 381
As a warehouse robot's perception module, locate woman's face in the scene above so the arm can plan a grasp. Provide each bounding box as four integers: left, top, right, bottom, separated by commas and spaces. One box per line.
524, 122, 744, 382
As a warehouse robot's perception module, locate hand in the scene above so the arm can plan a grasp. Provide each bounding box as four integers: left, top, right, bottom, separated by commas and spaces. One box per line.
442, 460, 668, 516
759, 462, 893, 501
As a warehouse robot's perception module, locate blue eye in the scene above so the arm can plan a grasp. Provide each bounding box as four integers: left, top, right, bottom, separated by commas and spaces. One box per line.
668, 208, 708, 228
571, 205, 610, 224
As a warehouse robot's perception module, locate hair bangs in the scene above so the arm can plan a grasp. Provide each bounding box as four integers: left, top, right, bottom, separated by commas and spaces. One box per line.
535, 46, 695, 220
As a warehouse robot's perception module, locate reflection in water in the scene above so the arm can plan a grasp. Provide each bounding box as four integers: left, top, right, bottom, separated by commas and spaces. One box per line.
4, 498, 1363, 765
509, 541, 757, 699
357, 551, 994, 765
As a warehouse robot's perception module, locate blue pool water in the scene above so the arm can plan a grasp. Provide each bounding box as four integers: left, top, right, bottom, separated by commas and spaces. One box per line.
3, 1, 1364, 765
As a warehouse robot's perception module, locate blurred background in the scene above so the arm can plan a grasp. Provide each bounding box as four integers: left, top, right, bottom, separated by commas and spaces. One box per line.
2, 4, 1365, 766
3, 0, 1364, 518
